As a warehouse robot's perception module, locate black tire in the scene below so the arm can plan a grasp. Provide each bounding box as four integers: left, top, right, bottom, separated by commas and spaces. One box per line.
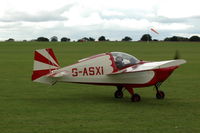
131, 93, 141, 102
156, 91, 165, 99
114, 90, 123, 98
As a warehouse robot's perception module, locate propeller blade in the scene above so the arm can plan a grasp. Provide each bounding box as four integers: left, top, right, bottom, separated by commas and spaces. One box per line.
174, 50, 180, 60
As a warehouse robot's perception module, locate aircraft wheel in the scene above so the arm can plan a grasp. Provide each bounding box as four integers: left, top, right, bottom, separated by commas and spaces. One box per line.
156, 91, 165, 99
131, 94, 141, 102
114, 90, 123, 98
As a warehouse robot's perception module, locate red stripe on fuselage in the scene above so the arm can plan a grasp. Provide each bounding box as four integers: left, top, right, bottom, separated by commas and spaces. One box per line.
107, 53, 118, 73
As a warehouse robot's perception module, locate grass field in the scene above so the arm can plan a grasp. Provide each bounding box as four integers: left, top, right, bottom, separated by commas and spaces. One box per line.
0, 41, 200, 133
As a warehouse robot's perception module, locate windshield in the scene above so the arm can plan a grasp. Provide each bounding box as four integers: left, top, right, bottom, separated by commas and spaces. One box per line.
111, 52, 140, 69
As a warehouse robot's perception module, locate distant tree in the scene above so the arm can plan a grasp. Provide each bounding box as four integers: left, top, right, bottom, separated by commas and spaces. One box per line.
88, 37, 95, 41
189, 36, 200, 41
171, 36, 179, 41
98, 36, 106, 41
36, 37, 49, 42
82, 37, 90, 41
122, 36, 132, 41
140, 34, 152, 41
164, 36, 188, 41
153, 39, 159, 41
6, 38, 15, 42
164, 37, 171, 41
178, 36, 188, 41
61, 37, 70, 42
51, 36, 58, 42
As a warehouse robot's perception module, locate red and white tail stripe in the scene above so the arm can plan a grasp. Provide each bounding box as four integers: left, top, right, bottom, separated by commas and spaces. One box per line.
32, 48, 60, 84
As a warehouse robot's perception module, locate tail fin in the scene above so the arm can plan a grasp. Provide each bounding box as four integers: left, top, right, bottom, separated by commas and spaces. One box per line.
32, 48, 60, 85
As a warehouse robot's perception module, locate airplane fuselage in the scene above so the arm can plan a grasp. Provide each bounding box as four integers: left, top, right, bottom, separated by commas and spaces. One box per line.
32, 49, 186, 102
55, 64, 178, 88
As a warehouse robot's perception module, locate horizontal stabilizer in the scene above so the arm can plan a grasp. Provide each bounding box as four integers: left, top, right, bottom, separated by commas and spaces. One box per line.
48, 70, 69, 78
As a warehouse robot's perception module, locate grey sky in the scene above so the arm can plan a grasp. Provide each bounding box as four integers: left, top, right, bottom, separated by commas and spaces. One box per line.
0, 0, 199, 41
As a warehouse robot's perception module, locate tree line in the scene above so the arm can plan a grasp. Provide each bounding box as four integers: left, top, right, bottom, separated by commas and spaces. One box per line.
5, 34, 200, 42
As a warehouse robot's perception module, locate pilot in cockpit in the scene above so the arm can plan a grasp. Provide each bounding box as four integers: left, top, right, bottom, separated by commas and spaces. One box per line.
115, 56, 124, 69
112, 52, 140, 69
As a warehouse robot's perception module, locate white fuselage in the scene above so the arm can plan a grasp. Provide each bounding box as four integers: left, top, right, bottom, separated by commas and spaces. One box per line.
57, 70, 155, 85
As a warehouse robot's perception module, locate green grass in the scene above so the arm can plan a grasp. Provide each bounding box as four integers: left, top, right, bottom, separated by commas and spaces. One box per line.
0, 41, 200, 133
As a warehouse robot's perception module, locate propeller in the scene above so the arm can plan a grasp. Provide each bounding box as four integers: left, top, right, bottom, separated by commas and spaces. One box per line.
174, 50, 180, 60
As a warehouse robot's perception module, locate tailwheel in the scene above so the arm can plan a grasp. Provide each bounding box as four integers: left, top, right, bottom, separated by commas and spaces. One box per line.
131, 94, 141, 102
114, 86, 123, 98
156, 90, 165, 99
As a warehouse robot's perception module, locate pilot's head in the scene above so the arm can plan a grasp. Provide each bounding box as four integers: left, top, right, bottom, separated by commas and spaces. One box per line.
116, 56, 123, 62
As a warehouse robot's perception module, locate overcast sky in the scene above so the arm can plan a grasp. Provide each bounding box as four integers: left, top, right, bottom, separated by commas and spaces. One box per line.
0, 0, 200, 41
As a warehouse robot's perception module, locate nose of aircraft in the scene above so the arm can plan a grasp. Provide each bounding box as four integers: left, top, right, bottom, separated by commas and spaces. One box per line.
154, 66, 178, 82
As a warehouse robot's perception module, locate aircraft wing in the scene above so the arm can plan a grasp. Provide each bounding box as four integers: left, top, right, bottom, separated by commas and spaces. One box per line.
111, 59, 186, 74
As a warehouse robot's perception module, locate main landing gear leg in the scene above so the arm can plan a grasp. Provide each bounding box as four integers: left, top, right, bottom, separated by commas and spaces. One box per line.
126, 87, 141, 102
155, 82, 165, 99
114, 86, 124, 98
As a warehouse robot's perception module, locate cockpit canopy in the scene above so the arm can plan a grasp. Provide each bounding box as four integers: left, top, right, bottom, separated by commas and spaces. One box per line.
111, 52, 140, 69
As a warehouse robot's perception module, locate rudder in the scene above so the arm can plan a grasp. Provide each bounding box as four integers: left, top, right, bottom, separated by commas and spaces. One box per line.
32, 48, 60, 85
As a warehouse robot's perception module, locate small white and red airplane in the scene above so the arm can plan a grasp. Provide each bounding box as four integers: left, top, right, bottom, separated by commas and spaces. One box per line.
32, 48, 186, 102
